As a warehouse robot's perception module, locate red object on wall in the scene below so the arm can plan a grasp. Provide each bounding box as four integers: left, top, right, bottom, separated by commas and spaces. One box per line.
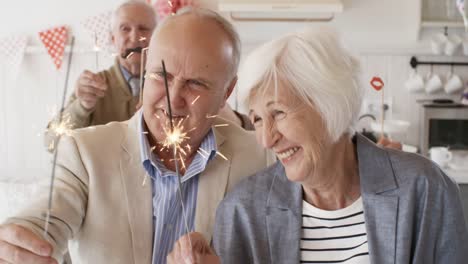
370, 76, 384, 91
38, 26, 69, 70
154, 0, 195, 20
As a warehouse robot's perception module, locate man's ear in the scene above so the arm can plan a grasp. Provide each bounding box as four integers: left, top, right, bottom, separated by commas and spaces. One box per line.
221, 76, 237, 107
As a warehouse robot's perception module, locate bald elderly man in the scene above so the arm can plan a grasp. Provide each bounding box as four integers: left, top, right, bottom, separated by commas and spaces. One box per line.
0, 7, 272, 264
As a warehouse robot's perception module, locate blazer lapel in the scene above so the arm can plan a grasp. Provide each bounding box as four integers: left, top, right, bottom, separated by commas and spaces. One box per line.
120, 115, 153, 264
266, 165, 302, 264
357, 134, 398, 264
362, 194, 398, 264
195, 127, 232, 242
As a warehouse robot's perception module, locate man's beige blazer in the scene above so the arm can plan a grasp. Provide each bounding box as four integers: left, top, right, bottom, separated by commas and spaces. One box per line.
8, 113, 274, 263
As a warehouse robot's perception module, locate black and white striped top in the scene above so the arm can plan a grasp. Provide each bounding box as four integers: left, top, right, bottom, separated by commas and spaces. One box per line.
300, 197, 370, 264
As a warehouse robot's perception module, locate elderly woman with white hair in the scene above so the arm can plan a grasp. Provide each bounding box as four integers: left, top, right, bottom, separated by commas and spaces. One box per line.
167, 27, 468, 264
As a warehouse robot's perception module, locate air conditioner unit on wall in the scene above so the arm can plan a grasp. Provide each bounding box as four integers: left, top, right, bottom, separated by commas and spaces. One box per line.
218, 0, 344, 22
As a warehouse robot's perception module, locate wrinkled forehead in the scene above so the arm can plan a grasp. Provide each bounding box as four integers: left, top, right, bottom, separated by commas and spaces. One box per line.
115, 4, 155, 26
147, 20, 233, 75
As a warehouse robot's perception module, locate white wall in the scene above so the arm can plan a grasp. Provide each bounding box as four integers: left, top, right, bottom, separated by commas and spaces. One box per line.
1, 0, 467, 220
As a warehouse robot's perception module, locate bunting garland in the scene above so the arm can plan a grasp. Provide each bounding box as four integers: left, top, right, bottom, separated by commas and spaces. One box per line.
2, 1, 202, 74
154, 0, 195, 20
38, 26, 69, 70
81, 10, 112, 51
0, 35, 27, 80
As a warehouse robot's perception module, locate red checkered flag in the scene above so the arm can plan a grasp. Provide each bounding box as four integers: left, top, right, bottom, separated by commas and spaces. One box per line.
154, 0, 195, 20
38, 26, 69, 70
0, 35, 27, 79
81, 11, 112, 51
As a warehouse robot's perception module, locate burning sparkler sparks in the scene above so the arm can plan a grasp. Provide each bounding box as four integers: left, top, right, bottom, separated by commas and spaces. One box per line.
46, 113, 74, 152
216, 151, 228, 161
196, 150, 209, 159
191, 95, 200, 105
126, 52, 135, 59
160, 118, 190, 160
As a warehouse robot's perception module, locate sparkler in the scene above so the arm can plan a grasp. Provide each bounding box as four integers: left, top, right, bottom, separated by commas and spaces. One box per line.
93, 32, 100, 71
44, 36, 76, 238
126, 52, 135, 59
143, 59, 231, 247
139, 47, 149, 105
161, 59, 193, 247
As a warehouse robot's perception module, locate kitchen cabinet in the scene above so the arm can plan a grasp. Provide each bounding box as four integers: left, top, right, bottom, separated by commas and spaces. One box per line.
420, 0, 464, 29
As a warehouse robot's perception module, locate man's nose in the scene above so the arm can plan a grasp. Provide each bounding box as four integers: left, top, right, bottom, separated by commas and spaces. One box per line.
168, 80, 186, 109
129, 29, 139, 43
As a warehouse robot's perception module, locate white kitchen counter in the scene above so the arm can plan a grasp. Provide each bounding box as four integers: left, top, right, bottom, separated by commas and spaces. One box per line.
445, 169, 468, 184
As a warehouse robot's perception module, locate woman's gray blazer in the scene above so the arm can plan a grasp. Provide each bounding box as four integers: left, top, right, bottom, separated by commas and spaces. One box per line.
213, 134, 468, 264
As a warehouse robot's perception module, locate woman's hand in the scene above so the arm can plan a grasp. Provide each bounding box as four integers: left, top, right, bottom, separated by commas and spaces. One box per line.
167, 232, 220, 264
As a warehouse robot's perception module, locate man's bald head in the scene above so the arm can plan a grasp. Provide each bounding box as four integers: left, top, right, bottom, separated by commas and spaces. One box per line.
151, 7, 241, 79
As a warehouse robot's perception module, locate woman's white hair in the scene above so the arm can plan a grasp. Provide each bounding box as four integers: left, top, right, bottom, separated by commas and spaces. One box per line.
240, 27, 364, 142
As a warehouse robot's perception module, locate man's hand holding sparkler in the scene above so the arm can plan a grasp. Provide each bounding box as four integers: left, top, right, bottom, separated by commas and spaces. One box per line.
167, 232, 220, 264
0, 224, 57, 264
75, 70, 108, 110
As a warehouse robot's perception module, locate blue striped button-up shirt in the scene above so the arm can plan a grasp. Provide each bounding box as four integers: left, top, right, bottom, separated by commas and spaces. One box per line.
138, 112, 217, 264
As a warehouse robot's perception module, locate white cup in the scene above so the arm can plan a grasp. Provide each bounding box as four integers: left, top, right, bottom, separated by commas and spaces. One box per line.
425, 73, 443, 94
429, 147, 453, 168
445, 34, 462, 56
405, 71, 425, 93
431, 33, 447, 55
444, 73, 464, 94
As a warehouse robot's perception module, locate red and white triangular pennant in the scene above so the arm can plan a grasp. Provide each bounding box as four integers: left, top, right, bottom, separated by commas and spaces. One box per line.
0, 35, 27, 78
81, 10, 112, 51
38, 26, 68, 70
154, 0, 195, 20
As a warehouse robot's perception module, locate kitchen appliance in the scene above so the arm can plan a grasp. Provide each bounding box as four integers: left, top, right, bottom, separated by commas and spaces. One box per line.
419, 100, 468, 156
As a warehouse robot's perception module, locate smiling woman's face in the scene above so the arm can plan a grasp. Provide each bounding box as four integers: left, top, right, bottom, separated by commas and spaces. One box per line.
249, 79, 331, 184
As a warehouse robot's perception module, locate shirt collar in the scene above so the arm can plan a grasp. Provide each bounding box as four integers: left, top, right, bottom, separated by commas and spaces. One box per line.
138, 111, 217, 181
120, 64, 133, 82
